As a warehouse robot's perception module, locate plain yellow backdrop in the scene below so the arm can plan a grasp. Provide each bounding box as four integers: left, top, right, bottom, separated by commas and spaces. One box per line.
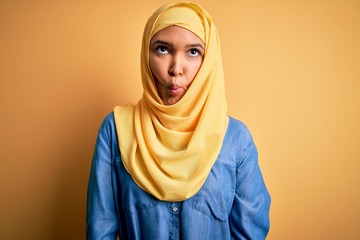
1, 0, 359, 239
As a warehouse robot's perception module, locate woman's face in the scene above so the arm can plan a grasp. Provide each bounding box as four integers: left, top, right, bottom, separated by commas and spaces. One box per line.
149, 26, 205, 105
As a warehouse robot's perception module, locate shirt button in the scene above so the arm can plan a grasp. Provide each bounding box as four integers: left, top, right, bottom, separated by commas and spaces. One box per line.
172, 206, 178, 212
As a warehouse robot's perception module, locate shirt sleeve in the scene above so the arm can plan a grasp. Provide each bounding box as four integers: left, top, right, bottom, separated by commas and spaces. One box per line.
229, 135, 271, 239
86, 125, 119, 240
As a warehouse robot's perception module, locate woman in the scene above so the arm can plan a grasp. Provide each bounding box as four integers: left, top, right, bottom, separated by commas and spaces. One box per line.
87, 2, 270, 239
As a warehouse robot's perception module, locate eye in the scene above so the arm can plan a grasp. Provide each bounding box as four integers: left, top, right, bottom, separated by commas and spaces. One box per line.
155, 46, 169, 55
187, 48, 201, 57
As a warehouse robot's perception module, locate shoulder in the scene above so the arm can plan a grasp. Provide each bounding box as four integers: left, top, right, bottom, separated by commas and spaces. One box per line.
97, 112, 117, 148
226, 116, 254, 144
219, 116, 257, 164
98, 112, 116, 135
100, 112, 115, 129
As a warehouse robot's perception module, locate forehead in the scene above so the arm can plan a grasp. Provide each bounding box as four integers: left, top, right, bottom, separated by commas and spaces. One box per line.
150, 26, 205, 46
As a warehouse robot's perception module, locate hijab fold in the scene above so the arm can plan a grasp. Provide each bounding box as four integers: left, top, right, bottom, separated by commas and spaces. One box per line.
114, 2, 228, 201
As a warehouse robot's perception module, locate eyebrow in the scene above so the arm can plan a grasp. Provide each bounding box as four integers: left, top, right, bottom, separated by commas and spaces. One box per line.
186, 43, 205, 51
151, 40, 205, 51
151, 40, 172, 47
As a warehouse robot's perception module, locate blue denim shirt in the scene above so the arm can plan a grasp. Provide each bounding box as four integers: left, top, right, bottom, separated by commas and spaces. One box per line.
86, 113, 270, 240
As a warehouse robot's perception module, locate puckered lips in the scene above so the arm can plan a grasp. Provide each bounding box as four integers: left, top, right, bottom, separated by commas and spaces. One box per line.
168, 83, 183, 96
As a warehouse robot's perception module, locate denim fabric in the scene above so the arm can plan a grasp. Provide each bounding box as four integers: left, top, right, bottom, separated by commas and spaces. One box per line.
86, 113, 271, 240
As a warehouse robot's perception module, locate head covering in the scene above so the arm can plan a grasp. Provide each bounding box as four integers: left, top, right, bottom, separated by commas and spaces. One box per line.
114, 2, 228, 201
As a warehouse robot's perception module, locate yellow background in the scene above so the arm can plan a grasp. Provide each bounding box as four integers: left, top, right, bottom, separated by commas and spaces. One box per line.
1, 0, 359, 239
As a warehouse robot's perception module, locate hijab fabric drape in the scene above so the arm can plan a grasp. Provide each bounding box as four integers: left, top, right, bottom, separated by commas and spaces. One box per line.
114, 2, 228, 201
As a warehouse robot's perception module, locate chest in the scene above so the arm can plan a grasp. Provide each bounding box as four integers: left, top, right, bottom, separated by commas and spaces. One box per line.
114, 155, 236, 220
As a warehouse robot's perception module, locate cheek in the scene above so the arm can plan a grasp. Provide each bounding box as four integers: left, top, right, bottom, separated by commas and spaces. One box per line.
149, 57, 167, 80
148, 55, 157, 76
190, 60, 203, 78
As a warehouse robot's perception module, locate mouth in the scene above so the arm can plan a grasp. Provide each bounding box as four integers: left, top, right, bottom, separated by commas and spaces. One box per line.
168, 84, 182, 96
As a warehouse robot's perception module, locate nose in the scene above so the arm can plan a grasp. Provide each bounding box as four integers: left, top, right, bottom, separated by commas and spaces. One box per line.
168, 54, 183, 76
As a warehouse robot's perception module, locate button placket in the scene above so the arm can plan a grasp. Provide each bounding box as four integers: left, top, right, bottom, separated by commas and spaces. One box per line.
170, 202, 180, 214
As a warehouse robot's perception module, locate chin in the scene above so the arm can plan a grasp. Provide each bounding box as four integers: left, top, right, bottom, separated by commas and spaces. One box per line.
164, 97, 181, 105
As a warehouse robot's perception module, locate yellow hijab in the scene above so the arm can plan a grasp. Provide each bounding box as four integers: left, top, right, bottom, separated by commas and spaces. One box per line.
114, 2, 228, 201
